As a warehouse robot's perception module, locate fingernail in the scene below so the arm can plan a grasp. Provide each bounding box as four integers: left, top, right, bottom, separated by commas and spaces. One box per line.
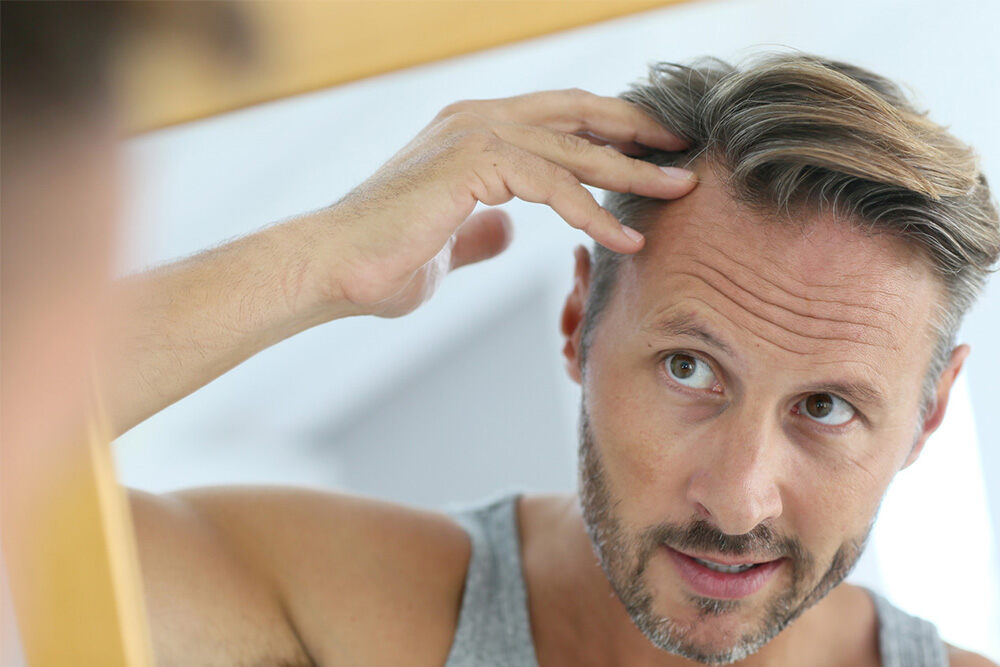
621, 224, 644, 244
660, 166, 698, 182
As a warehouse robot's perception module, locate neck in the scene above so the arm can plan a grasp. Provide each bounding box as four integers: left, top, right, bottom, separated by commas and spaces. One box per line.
519, 494, 869, 667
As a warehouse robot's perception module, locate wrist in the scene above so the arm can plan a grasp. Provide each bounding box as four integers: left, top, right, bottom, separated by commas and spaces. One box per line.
274, 207, 370, 324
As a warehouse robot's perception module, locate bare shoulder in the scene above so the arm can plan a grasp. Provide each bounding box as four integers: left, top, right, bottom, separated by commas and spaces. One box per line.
947, 644, 999, 667
795, 583, 879, 667
132, 486, 471, 667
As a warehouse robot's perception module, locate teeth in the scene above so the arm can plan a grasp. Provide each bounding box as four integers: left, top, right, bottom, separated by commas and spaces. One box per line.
693, 557, 757, 574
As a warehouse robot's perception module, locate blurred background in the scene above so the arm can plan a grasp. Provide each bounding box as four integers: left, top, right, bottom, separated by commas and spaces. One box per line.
107, 0, 998, 660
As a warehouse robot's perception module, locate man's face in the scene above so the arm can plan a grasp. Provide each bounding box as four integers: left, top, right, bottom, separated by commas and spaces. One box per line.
574, 170, 943, 664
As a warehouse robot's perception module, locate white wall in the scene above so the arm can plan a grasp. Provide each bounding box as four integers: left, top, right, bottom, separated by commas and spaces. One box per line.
115, 0, 1000, 659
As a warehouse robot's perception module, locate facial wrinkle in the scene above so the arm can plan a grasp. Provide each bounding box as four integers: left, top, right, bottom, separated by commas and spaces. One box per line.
842, 447, 881, 486
672, 266, 900, 355
689, 244, 908, 333
698, 237, 912, 328
681, 296, 890, 381
676, 277, 895, 359
686, 261, 896, 348
682, 295, 826, 357
675, 260, 898, 350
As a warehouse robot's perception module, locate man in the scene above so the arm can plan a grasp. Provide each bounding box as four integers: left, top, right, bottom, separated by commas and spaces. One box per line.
2, 5, 996, 663
113, 55, 999, 666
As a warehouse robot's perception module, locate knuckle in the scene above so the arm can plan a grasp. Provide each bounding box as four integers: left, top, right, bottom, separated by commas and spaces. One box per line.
556, 131, 592, 156
568, 209, 592, 233
548, 164, 579, 189
441, 110, 484, 132
558, 207, 585, 231
564, 87, 596, 115
457, 127, 501, 155
436, 114, 500, 155
597, 143, 626, 160
436, 100, 475, 119
547, 173, 589, 231
539, 167, 567, 201
588, 143, 626, 170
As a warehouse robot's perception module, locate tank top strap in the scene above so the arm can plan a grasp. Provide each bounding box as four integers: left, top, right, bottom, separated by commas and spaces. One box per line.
444, 493, 539, 667
867, 589, 948, 667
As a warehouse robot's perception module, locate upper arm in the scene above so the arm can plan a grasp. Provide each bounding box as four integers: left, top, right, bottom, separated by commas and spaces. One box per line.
131, 486, 471, 667
130, 489, 314, 666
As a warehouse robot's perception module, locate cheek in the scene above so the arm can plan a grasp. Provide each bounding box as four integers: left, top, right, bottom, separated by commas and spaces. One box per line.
783, 443, 897, 551
584, 350, 691, 515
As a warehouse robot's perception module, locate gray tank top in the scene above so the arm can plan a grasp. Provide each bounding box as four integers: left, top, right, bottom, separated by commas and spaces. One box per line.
444, 494, 948, 667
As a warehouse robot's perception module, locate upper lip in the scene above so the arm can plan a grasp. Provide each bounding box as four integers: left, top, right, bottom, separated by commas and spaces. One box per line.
666, 545, 780, 567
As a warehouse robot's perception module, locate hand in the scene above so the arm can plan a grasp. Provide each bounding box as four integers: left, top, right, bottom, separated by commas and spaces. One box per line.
316, 88, 696, 318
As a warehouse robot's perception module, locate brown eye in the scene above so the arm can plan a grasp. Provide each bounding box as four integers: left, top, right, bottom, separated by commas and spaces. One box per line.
670, 354, 696, 379
795, 392, 854, 426
664, 353, 717, 390
805, 394, 833, 418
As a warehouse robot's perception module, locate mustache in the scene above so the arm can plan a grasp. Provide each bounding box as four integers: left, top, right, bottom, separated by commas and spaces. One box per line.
643, 519, 808, 564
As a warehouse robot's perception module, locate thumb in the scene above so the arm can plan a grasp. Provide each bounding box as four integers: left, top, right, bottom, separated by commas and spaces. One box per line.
449, 208, 513, 271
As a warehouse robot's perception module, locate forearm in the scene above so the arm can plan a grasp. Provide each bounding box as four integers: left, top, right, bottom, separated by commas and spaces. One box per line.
98, 90, 694, 437
98, 209, 356, 436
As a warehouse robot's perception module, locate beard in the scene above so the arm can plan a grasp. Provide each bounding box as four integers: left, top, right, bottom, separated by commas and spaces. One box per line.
577, 403, 872, 665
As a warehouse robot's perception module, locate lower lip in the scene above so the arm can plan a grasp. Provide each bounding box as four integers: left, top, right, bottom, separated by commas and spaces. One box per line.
664, 546, 783, 599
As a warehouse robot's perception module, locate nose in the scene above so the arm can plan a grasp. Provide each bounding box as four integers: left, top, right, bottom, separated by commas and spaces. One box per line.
684, 414, 784, 536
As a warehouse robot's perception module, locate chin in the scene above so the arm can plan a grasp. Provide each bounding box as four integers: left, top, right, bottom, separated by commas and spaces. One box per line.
626, 570, 796, 665
634, 603, 779, 666
660, 598, 784, 665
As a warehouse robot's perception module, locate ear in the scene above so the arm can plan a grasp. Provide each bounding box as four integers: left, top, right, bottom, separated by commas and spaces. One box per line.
560, 245, 592, 385
902, 343, 971, 469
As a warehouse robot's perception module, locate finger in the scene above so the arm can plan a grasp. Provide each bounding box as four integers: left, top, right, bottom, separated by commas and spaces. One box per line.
449, 208, 514, 271
493, 121, 698, 200
574, 131, 650, 156
476, 142, 644, 254
457, 89, 687, 151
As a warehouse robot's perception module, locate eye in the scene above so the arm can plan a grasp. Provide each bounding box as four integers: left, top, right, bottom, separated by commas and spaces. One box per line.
664, 353, 719, 391
794, 393, 855, 427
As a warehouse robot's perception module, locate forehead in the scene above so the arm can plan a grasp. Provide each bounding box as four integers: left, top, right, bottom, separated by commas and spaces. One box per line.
613, 169, 941, 392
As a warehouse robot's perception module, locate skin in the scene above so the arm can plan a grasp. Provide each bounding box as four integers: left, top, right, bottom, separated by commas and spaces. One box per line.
6, 84, 995, 665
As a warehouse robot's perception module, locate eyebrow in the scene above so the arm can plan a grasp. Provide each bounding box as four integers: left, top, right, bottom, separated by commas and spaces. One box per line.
643, 311, 888, 412
643, 311, 736, 358
806, 381, 888, 412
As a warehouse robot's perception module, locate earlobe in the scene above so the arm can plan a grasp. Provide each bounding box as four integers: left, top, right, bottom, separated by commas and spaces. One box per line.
902, 344, 971, 469
560, 245, 591, 385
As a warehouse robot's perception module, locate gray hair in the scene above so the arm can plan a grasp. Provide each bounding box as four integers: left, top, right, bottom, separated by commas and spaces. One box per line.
582, 52, 1000, 418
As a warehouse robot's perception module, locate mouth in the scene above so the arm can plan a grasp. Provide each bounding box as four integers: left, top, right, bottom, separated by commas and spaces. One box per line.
663, 545, 784, 600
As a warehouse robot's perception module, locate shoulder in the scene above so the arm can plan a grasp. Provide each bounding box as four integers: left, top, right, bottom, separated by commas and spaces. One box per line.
850, 588, 995, 667
947, 644, 998, 667
179, 486, 473, 666
805, 583, 879, 667
149, 486, 473, 666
